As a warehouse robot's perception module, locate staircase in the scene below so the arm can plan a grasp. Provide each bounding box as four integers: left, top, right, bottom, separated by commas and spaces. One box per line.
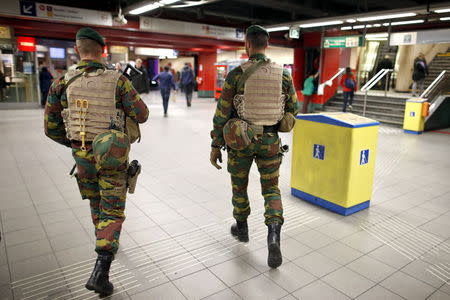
323, 93, 407, 126
424, 49, 450, 88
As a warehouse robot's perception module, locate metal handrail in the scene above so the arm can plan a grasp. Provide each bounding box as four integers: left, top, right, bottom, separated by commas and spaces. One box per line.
318, 68, 345, 96
421, 70, 446, 98
360, 68, 393, 116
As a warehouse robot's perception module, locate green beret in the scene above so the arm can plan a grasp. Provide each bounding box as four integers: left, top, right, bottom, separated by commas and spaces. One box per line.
76, 27, 105, 47
246, 25, 269, 37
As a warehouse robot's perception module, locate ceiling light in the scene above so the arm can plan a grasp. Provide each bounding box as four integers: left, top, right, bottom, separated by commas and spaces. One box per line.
160, 0, 179, 4
365, 33, 389, 38
357, 12, 416, 22
366, 37, 388, 41
267, 26, 290, 32
390, 19, 424, 25
129, 3, 162, 15
341, 26, 352, 30
434, 8, 450, 13
346, 19, 356, 23
352, 25, 365, 29
440, 17, 450, 21
365, 24, 373, 28
373, 23, 382, 27
299, 20, 343, 28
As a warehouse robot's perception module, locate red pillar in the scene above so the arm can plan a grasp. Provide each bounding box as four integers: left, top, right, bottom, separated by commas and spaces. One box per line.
197, 52, 217, 98
292, 48, 305, 92
319, 48, 341, 105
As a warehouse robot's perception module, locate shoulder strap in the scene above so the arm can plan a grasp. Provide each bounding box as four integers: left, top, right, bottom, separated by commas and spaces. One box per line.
61, 72, 84, 95
236, 60, 266, 92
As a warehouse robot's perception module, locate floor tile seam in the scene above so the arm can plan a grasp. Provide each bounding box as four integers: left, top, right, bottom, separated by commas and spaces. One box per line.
354, 283, 408, 300
379, 270, 438, 299
198, 287, 243, 300
7, 148, 63, 271
0, 212, 13, 296
322, 269, 378, 300
400, 259, 450, 292
227, 271, 290, 298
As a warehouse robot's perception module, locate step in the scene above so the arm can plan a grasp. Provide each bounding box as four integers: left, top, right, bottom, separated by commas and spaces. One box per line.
331, 97, 406, 107
323, 106, 403, 126
327, 101, 405, 114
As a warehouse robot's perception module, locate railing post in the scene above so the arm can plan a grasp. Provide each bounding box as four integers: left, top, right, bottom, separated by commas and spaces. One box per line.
363, 90, 368, 116
384, 71, 389, 97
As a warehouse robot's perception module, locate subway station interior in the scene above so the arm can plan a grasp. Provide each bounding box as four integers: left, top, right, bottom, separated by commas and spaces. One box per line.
0, 0, 450, 299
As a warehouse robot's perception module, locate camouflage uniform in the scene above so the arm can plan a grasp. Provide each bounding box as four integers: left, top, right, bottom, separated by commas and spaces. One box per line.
211, 53, 299, 225
44, 60, 149, 255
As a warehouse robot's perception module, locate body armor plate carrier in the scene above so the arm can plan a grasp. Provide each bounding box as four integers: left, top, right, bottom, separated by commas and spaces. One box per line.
233, 60, 285, 126
62, 69, 124, 145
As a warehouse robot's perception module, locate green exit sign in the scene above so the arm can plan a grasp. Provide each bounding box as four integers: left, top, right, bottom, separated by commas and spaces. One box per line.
323, 36, 364, 48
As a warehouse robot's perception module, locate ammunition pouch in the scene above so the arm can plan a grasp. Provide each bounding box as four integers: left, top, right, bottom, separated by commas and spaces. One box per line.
278, 112, 296, 132
125, 117, 141, 144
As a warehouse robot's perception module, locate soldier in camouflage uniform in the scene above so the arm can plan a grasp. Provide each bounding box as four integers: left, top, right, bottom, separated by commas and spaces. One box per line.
210, 25, 299, 269
44, 28, 149, 296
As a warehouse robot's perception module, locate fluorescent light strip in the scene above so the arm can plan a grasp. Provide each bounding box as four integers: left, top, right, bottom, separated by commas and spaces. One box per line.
390, 19, 424, 25
373, 24, 382, 27
352, 25, 365, 29
129, 3, 162, 15
357, 12, 416, 22
346, 19, 356, 23
365, 33, 388, 38
267, 26, 290, 32
367, 38, 388, 41
440, 17, 450, 21
299, 20, 343, 28
160, 0, 179, 4
434, 8, 450, 13
341, 26, 352, 30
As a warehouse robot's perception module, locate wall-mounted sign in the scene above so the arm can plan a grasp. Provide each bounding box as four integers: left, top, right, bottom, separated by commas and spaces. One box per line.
17, 36, 36, 52
140, 17, 243, 41
135, 47, 177, 58
0, 26, 12, 39
323, 36, 363, 48
390, 29, 450, 46
0, 0, 112, 26
110, 46, 128, 54
289, 26, 300, 39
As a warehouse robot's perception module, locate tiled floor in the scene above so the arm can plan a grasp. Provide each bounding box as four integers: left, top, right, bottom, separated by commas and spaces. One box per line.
0, 92, 449, 300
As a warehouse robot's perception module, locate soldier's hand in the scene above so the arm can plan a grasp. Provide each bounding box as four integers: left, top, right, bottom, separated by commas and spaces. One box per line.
210, 147, 223, 170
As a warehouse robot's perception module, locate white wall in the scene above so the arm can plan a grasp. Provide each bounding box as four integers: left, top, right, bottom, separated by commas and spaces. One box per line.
160, 56, 195, 72
217, 46, 294, 65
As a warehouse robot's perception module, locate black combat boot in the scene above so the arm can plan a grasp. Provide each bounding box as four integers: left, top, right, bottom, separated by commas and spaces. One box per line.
85, 252, 114, 297
267, 223, 282, 268
230, 220, 249, 242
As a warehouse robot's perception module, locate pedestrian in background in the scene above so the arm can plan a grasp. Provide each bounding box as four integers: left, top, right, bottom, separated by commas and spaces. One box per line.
39, 67, 53, 108
376, 55, 394, 90
301, 71, 316, 114
130, 58, 150, 94
340, 67, 356, 112
0, 71, 6, 101
180, 63, 195, 107
153, 66, 176, 117
412, 52, 428, 97
115, 62, 123, 73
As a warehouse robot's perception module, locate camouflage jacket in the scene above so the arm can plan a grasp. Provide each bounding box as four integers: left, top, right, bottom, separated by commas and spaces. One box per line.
210, 53, 299, 147
44, 60, 149, 147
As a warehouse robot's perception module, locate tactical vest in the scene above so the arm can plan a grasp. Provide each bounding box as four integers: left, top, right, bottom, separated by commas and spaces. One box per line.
233, 60, 285, 126
62, 69, 123, 143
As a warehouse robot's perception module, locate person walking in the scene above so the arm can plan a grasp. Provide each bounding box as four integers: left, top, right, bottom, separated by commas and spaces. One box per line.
0, 71, 6, 101
340, 67, 356, 112
44, 27, 149, 297
180, 63, 195, 107
412, 53, 429, 97
209, 25, 299, 269
153, 66, 176, 117
39, 67, 53, 107
301, 71, 316, 114
130, 58, 150, 94
376, 55, 394, 90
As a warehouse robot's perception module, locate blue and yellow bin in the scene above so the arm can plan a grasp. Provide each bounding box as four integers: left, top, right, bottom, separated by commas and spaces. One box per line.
291, 113, 379, 216
403, 98, 428, 134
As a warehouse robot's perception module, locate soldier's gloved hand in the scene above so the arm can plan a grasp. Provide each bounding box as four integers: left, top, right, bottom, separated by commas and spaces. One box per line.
210, 147, 222, 170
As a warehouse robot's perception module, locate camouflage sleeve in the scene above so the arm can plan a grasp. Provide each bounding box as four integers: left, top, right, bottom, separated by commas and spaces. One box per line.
210, 67, 242, 147
44, 79, 71, 147
117, 75, 149, 124
282, 69, 300, 116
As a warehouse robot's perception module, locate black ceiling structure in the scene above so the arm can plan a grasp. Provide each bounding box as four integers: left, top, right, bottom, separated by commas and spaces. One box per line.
30, 0, 450, 28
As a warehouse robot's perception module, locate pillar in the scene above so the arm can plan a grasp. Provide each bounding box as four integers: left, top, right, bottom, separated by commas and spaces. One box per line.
197, 52, 217, 98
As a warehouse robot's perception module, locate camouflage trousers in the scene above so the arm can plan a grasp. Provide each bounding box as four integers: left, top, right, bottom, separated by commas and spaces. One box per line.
72, 147, 128, 255
227, 133, 284, 225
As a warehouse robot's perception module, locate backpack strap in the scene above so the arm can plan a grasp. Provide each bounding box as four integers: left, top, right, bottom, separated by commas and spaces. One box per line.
236, 59, 266, 92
